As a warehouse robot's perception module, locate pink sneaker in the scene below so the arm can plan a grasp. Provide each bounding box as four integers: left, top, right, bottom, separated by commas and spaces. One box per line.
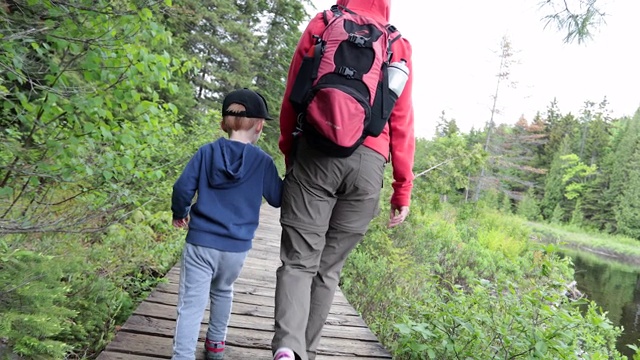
205, 339, 225, 360
273, 347, 295, 360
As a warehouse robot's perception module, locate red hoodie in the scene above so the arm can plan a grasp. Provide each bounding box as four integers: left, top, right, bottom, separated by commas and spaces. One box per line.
279, 0, 415, 207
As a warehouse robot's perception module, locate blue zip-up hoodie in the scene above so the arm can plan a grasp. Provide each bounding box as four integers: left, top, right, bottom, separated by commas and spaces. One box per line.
171, 138, 283, 252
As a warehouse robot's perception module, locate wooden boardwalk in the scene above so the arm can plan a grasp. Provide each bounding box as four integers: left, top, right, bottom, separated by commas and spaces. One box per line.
97, 205, 391, 360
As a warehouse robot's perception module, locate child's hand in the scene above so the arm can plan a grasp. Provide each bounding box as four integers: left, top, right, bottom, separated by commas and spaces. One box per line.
173, 217, 189, 229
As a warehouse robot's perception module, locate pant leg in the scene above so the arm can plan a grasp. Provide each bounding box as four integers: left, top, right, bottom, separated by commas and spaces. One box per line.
173, 243, 213, 360
305, 146, 386, 360
272, 140, 343, 360
207, 250, 248, 341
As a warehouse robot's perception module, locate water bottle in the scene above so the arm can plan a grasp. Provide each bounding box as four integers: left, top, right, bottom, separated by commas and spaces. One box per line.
388, 59, 410, 97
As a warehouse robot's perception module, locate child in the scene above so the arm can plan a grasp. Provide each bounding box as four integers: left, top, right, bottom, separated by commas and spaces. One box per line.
170, 88, 283, 360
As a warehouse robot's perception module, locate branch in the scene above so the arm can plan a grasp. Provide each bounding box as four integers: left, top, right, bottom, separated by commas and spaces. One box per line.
414, 157, 459, 178
3, 27, 51, 41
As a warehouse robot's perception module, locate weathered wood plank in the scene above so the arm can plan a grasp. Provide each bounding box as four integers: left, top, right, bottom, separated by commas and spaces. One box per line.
102, 330, 390, 359
145, 289, 359, 316
133, 300, 367, 328
121, 314, 379, 342
98, 349, 388, 360
157, 272, 353, 306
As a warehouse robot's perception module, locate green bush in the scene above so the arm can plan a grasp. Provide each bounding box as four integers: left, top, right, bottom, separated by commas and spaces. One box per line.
0, 210, 184, 359
0, 244, 75, 358
341, 195, 625, 359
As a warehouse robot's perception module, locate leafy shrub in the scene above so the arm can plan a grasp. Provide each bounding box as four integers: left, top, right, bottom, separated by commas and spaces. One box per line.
0, 244, 74, 358
0, 210, 184, 359
341, 197, 626, 359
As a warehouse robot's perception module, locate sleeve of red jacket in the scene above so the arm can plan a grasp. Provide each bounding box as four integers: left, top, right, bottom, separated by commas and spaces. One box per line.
279, 14, 325, 167
388, 38, 416, 208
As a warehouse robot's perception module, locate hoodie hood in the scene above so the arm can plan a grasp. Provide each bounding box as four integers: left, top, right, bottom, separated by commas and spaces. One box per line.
336, 0, 390, 23
208, 138, 259, 189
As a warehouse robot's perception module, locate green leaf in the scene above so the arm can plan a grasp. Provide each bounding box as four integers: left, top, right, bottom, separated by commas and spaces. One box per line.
140, 8, 153, 21
0, 187, 14, 197
102, 170, 113, 181
164, 0, 172, 6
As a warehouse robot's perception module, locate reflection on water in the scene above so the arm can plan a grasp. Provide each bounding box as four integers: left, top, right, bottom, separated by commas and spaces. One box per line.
567, 252, 640, 358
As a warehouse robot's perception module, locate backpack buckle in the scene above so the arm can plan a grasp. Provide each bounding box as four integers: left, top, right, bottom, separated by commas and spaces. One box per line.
348, 34, 368, 47
337, 66, 356, 78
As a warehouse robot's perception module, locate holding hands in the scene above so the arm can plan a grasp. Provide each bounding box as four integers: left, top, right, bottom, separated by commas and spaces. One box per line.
173, 217, 189, 229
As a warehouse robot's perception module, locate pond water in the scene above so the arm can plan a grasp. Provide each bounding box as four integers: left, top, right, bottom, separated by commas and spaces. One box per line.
565, 250, 640, 358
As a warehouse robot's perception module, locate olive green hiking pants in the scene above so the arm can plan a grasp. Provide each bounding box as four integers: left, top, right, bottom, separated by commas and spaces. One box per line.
271, 139, 386, 360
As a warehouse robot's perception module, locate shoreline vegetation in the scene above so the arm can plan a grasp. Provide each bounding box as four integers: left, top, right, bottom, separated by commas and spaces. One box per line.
529, 222, 640, 267
340, 194, 633, 359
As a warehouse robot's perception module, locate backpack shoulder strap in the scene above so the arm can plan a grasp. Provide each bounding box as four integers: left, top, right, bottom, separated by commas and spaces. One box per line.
323, 4, 346, 25
385, 24, 402, 60
386, 24, 402, 43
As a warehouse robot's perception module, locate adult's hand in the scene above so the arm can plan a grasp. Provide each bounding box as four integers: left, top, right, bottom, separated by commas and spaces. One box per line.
389, 204, 410, 228
173, 217, 189, 229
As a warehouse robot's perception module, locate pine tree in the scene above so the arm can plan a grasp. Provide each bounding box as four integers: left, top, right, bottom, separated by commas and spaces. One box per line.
615, 147, 640, 238
591, 116, 631, 231
162, 0, 306, 109
609, 112, 640, 233
551, 203, 565, 224
253, 0, 308, 155
570, 198, 584, 227
517, 187, 541, 221
541, 137, 571, 219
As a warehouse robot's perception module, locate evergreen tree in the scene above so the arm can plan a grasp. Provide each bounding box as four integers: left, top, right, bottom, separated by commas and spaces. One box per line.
500, 191, 513, 214
435, 111, 461, 138
551, 203, 565, 224
539, 0, 606, 44
615, 146, 640, 238
578, 100, 612, 228
162, 0, 305, 107
608, 112, 640, 233
541, 137, 571, 219
544, 108, 579, 166
570, 198, 584, 227
253, 0, 308, 155
591, 116, 631, 231
517, 187, 541, 221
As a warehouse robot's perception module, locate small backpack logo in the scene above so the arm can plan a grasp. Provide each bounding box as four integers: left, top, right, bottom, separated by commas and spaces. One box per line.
289, 5, 402, 157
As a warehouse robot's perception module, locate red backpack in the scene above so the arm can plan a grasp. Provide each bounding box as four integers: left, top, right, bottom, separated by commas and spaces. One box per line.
289, 5, 402, 157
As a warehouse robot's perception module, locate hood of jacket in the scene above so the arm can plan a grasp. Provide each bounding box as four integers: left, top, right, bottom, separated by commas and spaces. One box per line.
336, 0, 390, 23
207, 138, 259, 189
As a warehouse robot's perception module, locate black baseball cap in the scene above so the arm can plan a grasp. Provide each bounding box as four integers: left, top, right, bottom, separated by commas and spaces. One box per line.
222, 88, 273, 120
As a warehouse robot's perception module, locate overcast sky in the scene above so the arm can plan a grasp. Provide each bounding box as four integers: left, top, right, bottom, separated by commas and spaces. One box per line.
308, 0, 640, 138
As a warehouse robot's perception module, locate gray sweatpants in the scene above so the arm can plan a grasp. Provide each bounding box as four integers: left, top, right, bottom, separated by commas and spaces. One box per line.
271, 139, 386, 360
172, 242, 248, 360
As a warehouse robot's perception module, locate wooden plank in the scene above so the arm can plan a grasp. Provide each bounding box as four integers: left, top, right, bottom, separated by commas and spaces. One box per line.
98, 349, 388, 360
166, 263, 279, 282
97, 352, 165, 360
157, 271, 353, 306
133, 300, 368, 328
145, 289, 358, 316
103, 330, 390, 359
121, 314, 379, 342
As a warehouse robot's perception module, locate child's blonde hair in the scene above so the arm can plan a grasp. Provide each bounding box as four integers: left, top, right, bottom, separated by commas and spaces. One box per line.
221, 103, 263, 134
